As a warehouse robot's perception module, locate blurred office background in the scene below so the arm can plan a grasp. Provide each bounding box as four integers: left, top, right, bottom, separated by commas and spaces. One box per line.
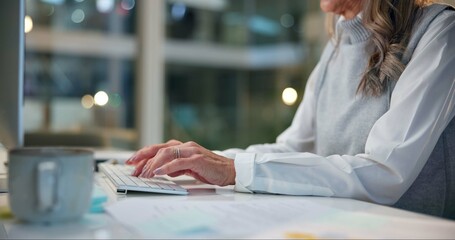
22, 0, 455, 150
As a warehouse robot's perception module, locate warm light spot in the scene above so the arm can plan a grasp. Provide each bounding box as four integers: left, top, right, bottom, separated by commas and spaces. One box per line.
282, 87, 298, 106
94, 91, 109, 106
81, 95, 94, 109
24, 16, 33, 33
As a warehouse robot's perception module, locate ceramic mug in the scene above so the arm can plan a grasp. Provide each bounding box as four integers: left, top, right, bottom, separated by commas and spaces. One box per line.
8, 147, 94, 223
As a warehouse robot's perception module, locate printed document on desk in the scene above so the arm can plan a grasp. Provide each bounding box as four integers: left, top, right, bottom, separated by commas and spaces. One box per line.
105, 198, 335, 238
253, 207, 455, 239
106, 197, 455, 239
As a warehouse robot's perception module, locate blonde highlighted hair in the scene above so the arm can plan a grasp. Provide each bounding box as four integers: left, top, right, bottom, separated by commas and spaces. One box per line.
328, 0, 434, 96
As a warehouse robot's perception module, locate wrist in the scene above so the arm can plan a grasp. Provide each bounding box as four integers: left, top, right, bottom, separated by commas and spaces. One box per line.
230, 160, 236, 185
224, 159, 236, 186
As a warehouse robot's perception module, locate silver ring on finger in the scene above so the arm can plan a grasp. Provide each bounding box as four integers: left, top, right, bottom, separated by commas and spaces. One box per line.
173, 147, 181, 159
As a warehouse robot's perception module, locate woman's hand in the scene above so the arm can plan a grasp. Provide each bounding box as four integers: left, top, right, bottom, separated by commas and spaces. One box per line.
126, 139, 183, 175
126, 140, 236, 186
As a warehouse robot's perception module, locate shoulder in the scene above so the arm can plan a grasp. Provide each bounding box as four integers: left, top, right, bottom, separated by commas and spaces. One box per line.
428, 6, 455, 27
413, 6, 455, 53
420, 4, 455, 33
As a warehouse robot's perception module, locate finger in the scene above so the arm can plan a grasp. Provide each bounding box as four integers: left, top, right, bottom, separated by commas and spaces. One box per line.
128, 139, 183, 164
154, 155, 200, 176
126, 145, 158, 165
156, 153, 234, 186
126, 140, 181, 165
126, 144, 167, 165
149, 142, 203, 173
157, 159, 211, 184
167, 170, 187, 178
132, 158, 150, 176
142, 146, 199, 178
139, 147, 174, 178
141, 147, 179, 177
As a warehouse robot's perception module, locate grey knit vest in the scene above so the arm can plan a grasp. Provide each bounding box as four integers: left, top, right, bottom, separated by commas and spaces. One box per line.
314, 4, 455, 219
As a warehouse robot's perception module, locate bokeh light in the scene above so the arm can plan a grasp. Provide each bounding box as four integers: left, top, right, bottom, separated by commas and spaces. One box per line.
81, 94, 94, 109
109, 93, 122, 108
24, 15, 33, 33
121, 0, 135, 11
94, 91, 109, 106
71, 9, 85, 23
282, 87, 298, 106
96, 0, 114, 13
171, 3, 187, 21
280, 14, 295, 28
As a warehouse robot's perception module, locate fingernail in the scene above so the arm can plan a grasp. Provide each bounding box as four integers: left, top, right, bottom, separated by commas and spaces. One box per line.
139, 169, 150, 178
127, 155, 137, 162
153, 168, 163, 175
133, 169, 140, 176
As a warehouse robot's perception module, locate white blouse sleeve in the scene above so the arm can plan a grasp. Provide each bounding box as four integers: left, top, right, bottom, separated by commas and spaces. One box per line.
234, 12, 455, 204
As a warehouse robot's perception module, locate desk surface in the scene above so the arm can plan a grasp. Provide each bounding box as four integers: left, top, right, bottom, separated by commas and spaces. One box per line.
1, 150, 455, 239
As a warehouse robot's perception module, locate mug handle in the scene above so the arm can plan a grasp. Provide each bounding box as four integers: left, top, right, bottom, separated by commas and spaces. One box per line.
37, 161, 58, 212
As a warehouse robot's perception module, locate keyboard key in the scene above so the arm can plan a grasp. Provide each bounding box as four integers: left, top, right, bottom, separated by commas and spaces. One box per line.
99, 163, 188, 195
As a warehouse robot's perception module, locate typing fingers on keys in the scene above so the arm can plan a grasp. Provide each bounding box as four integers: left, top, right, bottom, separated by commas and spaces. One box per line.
126, 139, 182, 165
139, 142, 199, 178
152, 141, 235, 186
138, 147, 174, 178
151, 154, 221, 186
152, 155, 200, 177
132, 158, 151, 177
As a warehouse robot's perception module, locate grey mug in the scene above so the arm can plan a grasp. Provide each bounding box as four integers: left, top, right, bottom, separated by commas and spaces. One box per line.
8, 147, 94, 223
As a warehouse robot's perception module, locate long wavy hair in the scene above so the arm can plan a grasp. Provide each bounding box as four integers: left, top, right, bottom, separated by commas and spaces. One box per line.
328, 0, 434, 96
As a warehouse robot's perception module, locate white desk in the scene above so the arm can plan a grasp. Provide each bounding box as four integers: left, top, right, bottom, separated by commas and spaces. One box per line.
0, 150, 454, 239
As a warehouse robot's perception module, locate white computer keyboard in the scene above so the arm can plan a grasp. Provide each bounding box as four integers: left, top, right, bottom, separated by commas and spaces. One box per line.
98, 163, 188, 195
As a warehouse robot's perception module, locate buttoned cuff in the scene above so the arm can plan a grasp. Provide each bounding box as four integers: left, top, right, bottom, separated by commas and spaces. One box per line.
234, 153, 256, 193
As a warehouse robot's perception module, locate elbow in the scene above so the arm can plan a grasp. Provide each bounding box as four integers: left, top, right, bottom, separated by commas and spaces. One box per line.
368, 182, 407, 206
353, 165, 410, 205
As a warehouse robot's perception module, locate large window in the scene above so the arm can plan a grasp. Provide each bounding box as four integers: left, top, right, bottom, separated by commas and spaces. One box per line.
24, 0, 137, 149
24, 0, 326, 150
162, 0, 324, 149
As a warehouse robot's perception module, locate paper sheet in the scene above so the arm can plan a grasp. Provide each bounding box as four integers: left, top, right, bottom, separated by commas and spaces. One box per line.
105, 197, 455, 239
253, 208, 455, 239
105, 198, 334, 238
